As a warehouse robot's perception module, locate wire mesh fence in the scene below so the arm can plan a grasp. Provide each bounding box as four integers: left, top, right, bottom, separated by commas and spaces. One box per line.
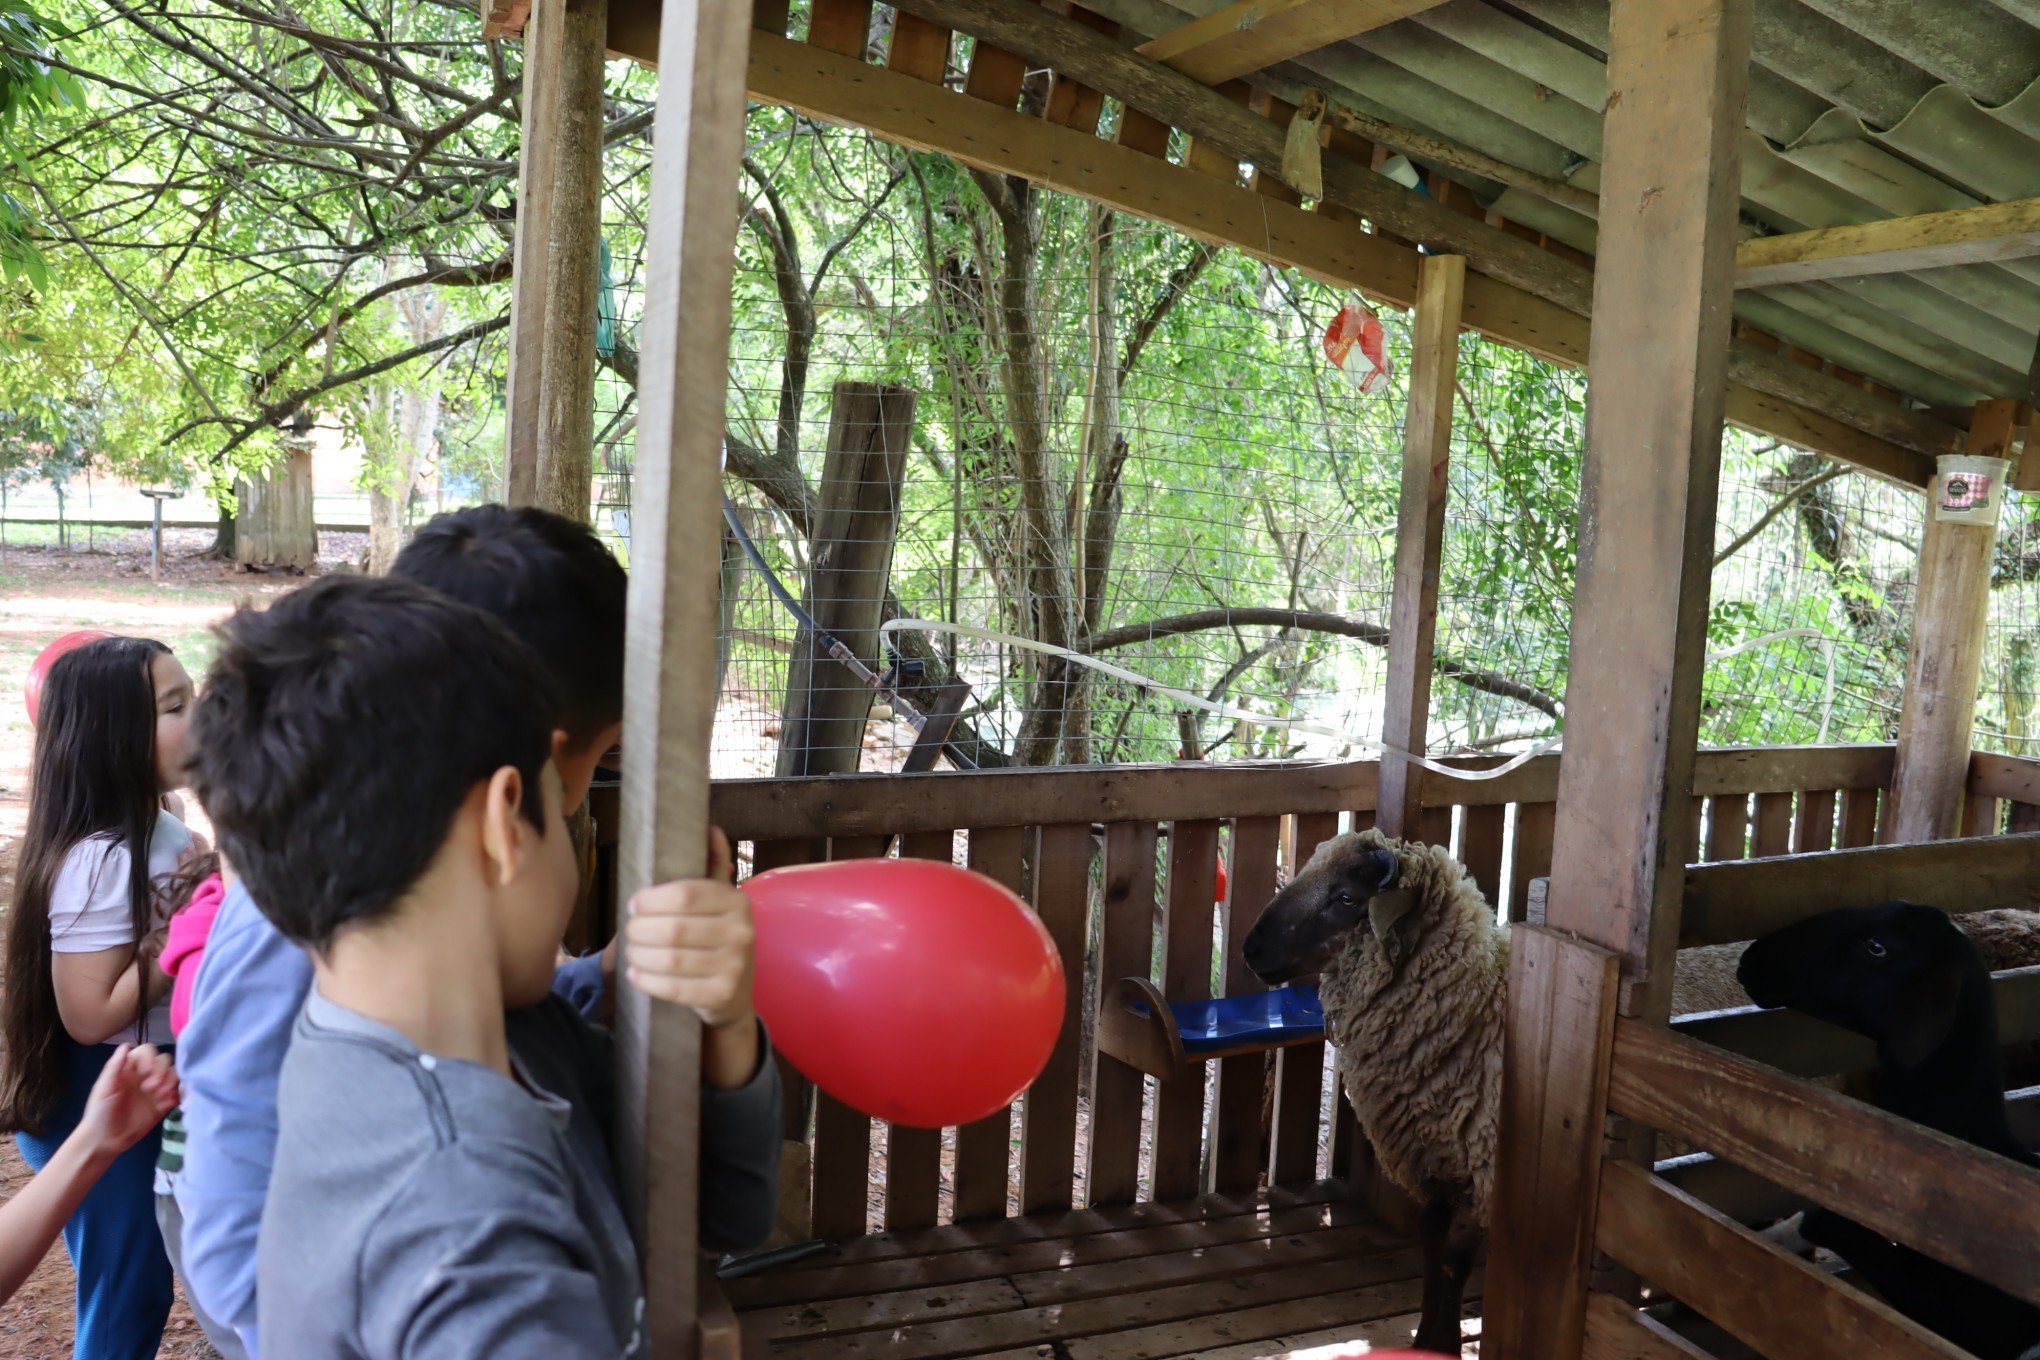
578, 112, 1978, 779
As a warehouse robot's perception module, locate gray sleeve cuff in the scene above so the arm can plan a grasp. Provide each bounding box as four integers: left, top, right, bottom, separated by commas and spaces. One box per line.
698, 1021, 784, 1253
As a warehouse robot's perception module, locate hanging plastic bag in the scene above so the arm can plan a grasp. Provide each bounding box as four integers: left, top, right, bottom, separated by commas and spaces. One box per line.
1322, 300, 1392, 394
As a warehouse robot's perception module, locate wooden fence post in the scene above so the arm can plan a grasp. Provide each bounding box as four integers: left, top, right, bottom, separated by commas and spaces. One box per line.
503, 0, 563, 507
532, 0, 610, 523
774, 382, 916, 784
614, 0, 753, 1353
1376, 252, 1465, 838
1485, 1, 1753, 1356
1887, 397, 2021, 844
234, 442, 317, 571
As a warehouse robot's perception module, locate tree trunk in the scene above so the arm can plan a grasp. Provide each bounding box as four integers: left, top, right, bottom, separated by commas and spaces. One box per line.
532, 0, 610, 526
974, 172, 1079, 766
1062, 203, 1119, 765
775, 383, 917, 782
367, 286, 449, 574
208, 500, 236, 560
235, 447, 317, 571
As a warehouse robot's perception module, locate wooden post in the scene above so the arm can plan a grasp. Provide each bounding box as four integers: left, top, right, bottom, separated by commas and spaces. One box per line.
614, 0, 753, 1353
503, 0, 564, 506
234, 444, 317, 571
774, 382, 916, 783
1886, 397, 2020, 844
1376, 253, 1465, 838
532, 0, 609, 524
1484, 1, 1752, 1357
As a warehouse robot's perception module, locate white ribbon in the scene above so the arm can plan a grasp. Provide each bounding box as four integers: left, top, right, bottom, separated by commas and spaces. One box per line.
878, 620, 1842, 782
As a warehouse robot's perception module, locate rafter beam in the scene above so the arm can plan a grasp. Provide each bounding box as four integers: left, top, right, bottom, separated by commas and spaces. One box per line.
744, 30, 1934, 485
1134, 0, 1449, 84
1736, 196, 2040, 288
880, 0, 1959, 466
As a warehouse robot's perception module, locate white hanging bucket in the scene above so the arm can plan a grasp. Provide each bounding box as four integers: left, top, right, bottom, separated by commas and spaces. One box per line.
1934, 454, 2008, 527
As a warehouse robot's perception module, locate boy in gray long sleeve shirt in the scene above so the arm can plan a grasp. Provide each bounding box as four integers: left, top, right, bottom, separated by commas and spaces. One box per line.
187, 575, 780, 1359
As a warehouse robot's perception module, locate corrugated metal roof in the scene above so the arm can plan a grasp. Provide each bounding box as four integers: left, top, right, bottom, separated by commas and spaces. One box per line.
1081, 0, 2040, 412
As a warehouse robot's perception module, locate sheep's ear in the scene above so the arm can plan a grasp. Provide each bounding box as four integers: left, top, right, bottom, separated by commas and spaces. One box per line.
1368, 888, 1418, 959
1888, 968, 1961, 1068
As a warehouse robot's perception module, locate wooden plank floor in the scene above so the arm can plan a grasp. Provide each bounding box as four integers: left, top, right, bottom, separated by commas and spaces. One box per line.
729, 1180, 1452, 1360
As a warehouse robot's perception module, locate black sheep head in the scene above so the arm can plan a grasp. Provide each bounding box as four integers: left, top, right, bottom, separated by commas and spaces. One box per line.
1242, 831, 1406, 985
1736, 900, 1973, 1068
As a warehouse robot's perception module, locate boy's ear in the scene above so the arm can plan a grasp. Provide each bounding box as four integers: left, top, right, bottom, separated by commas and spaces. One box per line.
479, 765, 528, 887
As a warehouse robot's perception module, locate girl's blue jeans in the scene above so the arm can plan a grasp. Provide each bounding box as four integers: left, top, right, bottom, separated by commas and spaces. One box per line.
14, 1038, 172, 1360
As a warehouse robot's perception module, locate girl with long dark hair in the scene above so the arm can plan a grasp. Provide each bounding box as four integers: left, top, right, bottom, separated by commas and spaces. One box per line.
1, 635, 197, 1359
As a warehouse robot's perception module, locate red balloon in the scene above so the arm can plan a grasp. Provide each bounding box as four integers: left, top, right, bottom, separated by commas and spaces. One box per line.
746, 858, 1065, 1129
25, 630, 113, 727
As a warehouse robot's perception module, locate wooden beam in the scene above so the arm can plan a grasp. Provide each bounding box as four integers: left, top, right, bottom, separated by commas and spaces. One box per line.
503, 0, 565, 505
1325, 102, 1600, 218
615, 0, 754, 1352
1539, 0, 1751, 986
707, 745, 1891, 843
1582, 1292, 1720, 1360
1680, 830, 2040, 946
1672, 964, 2040, 1079
1137, 0, 1449, 86
1608, 1020, 2040, 1308
1736, 196, 2040, 288
1887, 397, 2020, 843
1377, 252, 1464, 838
1486, 927, 1622, 1359
1596, 1161, 1969, 1360
741, 31, 1935, 485
877, 0, 1961, 468
533, 0, 609, 524
1486, 3, 1753, 1356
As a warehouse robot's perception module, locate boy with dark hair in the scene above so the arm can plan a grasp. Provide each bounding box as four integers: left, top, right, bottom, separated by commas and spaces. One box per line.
173, 507, 774, 1358
189, 575, 768, 1356
391, 502, 629, 783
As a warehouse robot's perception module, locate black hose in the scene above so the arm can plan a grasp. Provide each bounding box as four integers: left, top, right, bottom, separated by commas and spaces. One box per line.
722, 496, 973, 766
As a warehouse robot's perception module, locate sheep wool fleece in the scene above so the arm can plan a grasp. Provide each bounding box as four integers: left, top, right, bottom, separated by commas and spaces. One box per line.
1316, 829, 1507, 1222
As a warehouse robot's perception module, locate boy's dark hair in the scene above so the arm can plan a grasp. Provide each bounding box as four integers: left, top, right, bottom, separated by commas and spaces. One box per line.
188, 576, 560, 953
391, 505, 627, 746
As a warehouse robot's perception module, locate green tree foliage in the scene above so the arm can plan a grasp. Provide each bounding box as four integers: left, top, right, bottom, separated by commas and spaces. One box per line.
0, 7, 2006, 766
0, 0, 89, 310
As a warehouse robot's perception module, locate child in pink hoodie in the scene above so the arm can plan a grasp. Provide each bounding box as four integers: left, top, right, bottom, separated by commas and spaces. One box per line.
159, 862, 225, 1038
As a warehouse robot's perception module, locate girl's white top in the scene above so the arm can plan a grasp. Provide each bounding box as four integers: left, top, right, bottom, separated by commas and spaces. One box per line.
47, 808, 192, 1045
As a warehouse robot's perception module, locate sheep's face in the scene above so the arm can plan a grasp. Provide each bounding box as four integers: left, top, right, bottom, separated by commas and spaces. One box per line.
1242, 831, 1404, 985
1737, 900, 1971, 1067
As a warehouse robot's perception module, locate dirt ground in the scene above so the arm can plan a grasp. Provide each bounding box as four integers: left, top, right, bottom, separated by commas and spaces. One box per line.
0, 530, 356, 1358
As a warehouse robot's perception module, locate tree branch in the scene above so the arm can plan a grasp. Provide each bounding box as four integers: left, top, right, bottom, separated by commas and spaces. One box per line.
1714, 461, 1849, 567
1077, 607, 1563, 719
1119, 239, 1216, 385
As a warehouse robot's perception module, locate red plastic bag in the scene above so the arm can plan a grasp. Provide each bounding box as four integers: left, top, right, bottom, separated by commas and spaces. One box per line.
1322, 300, 1393, 394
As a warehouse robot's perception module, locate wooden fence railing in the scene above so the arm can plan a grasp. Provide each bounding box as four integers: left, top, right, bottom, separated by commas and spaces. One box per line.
1968, 750, 2040, 837
1579, 775, 2040, 1358
703, 744, 1895, 1240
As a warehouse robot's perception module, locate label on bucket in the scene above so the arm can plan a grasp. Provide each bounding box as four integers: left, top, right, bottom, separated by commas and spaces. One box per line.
1942, 471, 1993, 511
1934, 455, 2007, 526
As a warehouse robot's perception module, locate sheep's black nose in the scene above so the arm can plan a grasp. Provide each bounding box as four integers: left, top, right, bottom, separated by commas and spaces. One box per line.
1242, 928, 1276, 978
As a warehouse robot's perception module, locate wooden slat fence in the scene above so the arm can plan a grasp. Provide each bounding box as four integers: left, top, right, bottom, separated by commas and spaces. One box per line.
707, 745, 1894, 1240
1969, 750, 2040, 838
1578, 751, 2040, 1355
